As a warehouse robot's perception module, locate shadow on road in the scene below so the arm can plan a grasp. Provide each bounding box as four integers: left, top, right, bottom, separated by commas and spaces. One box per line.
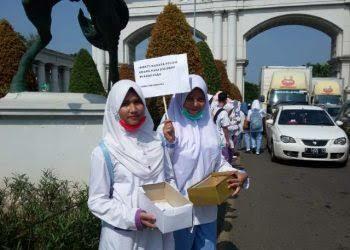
217, 200, 240, 250
217, 201, 231, 235
217, 241, 239, 250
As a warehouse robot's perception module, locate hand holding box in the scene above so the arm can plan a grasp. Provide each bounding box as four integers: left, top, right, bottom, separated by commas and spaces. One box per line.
138, 182, 193, 234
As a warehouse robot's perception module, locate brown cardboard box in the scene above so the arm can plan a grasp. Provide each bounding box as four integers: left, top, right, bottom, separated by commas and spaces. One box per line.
187, 172, 233, 206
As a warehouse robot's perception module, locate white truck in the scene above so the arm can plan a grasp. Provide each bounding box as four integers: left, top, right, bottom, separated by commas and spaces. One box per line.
311, 77, 344, 119
260, 66, 312, 114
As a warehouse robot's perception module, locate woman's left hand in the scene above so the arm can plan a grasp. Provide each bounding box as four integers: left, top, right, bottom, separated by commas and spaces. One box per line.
227, 171, 248, 196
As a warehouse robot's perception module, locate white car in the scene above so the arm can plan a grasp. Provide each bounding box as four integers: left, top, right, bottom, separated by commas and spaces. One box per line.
266, 105, 349, 166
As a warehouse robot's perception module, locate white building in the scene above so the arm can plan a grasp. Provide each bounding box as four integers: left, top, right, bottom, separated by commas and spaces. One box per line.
32, 48, 74, 92
92, 0, 350, 98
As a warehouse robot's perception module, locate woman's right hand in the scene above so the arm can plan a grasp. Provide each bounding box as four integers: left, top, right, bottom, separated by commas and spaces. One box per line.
140, 212, 157, 229
163, 119, 175, 143
227, 171, 248, 196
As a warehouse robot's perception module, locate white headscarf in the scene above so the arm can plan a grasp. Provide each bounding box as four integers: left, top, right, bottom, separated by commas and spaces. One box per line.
167, 75, 221, 191
102, 80, 164, 179
251, 99, 261, 110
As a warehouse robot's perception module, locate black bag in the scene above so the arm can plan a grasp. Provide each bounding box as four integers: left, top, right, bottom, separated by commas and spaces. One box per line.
213, 108, 224, 124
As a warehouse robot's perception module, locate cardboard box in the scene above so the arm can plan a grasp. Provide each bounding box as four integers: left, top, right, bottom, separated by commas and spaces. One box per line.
138, 182, 193, 234
187, 172, 233, 206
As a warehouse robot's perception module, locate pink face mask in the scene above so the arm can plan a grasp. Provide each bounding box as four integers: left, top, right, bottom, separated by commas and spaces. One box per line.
119, 116, 146, 132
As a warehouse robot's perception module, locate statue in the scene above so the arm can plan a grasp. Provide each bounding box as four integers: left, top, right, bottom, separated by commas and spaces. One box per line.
10, 0, 79, 92
10, 0, 129, 93
78, 0, 129, 92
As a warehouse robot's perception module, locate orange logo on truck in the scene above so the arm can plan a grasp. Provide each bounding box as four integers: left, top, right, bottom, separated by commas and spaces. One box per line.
281, 77, 296, 88
323, 86, 333, 94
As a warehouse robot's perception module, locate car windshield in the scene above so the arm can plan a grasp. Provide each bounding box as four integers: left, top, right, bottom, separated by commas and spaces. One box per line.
314, 95, 342, 105
278, 109, 334, 126
269, 90, 308, 106
326, 107, 340, 118
342, 104, 350, 118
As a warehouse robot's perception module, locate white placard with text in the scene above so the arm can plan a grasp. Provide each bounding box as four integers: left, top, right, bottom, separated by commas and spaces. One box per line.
134, 54, 190, 98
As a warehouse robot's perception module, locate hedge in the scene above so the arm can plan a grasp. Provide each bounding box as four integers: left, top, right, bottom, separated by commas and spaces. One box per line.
214, 60, 242, 101
0, 19, 36, 97
119, 63, 135, 81
196, 41, 221, 94
0, 170, 100, 248
146, 3, 204, 126
69, 49, 106, 96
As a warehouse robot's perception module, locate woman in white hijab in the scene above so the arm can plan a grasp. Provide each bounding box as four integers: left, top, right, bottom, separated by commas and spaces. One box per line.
88, 80, 175, 250
247, 99, 266, 155
162, 74, 248, 250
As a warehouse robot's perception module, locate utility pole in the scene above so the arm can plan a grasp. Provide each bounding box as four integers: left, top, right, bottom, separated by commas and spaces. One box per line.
193, 0, 197, 38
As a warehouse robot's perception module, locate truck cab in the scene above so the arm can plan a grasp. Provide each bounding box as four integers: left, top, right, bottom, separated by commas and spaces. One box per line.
311, 78, 343, 119
266, 71, 309, 114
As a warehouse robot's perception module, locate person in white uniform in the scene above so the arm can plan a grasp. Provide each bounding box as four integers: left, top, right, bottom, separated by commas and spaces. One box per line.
88, 80, 175, 250
161, 74, 249, 250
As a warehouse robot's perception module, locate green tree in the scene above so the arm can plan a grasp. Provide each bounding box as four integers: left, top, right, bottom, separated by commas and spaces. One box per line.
69, 49, 106, 96
0, 19, 36, 98
196, 41, 220, 94
146, 3, 204, 126
119, 64, 135, 81
307, 62, 332, 77
214, 60, 242, 101
146, 3, 203, 75
244, 81, 260, 103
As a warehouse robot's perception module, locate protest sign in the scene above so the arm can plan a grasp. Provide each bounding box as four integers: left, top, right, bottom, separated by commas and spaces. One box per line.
134, 54, 190, 98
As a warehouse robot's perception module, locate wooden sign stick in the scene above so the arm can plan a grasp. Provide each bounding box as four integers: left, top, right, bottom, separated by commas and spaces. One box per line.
163, 96, 169, 119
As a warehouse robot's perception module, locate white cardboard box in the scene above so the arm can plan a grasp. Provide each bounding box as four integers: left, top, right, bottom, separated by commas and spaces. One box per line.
138, 182, 193, 234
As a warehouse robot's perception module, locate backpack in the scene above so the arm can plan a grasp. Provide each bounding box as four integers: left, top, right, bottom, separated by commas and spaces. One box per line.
250, 109, 263, 131
213, 108, 224, 124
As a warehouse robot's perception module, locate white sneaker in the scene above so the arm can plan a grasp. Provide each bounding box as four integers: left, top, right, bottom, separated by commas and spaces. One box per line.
256, 152, 260, 155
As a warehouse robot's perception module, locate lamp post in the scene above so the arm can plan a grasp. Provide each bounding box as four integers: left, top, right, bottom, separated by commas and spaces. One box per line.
193, 0, 197, 38
179, 0, 196, 37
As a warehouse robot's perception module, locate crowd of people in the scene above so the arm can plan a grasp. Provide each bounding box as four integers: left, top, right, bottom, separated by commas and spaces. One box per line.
209, 92, 266, 163
88, 75, 249, 250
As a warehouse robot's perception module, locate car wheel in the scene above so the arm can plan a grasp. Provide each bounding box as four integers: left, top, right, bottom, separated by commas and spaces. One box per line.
270, 140, 277, 162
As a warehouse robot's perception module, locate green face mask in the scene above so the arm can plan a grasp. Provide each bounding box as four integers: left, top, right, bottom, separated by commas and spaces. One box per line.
181, 108, 203, 121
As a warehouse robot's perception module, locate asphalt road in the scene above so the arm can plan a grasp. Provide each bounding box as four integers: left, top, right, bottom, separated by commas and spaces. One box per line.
217, 149, 350, 250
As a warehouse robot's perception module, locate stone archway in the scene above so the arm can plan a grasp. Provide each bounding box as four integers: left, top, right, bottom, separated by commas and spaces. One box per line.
92, 1, 350, 97
236, 13, 346, 98
244, 14, 342, 41
124, 23, 154, 64
123, 23, 207, 64
243, 13, 343, 69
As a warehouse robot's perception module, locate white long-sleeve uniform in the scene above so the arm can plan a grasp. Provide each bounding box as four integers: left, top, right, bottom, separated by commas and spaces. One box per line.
180, 153, 244, 226
88, 146, 175, 250
158, 123, 248, 227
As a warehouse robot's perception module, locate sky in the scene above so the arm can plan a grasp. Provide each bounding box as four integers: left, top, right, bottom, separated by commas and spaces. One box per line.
0, 0, 331, 84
